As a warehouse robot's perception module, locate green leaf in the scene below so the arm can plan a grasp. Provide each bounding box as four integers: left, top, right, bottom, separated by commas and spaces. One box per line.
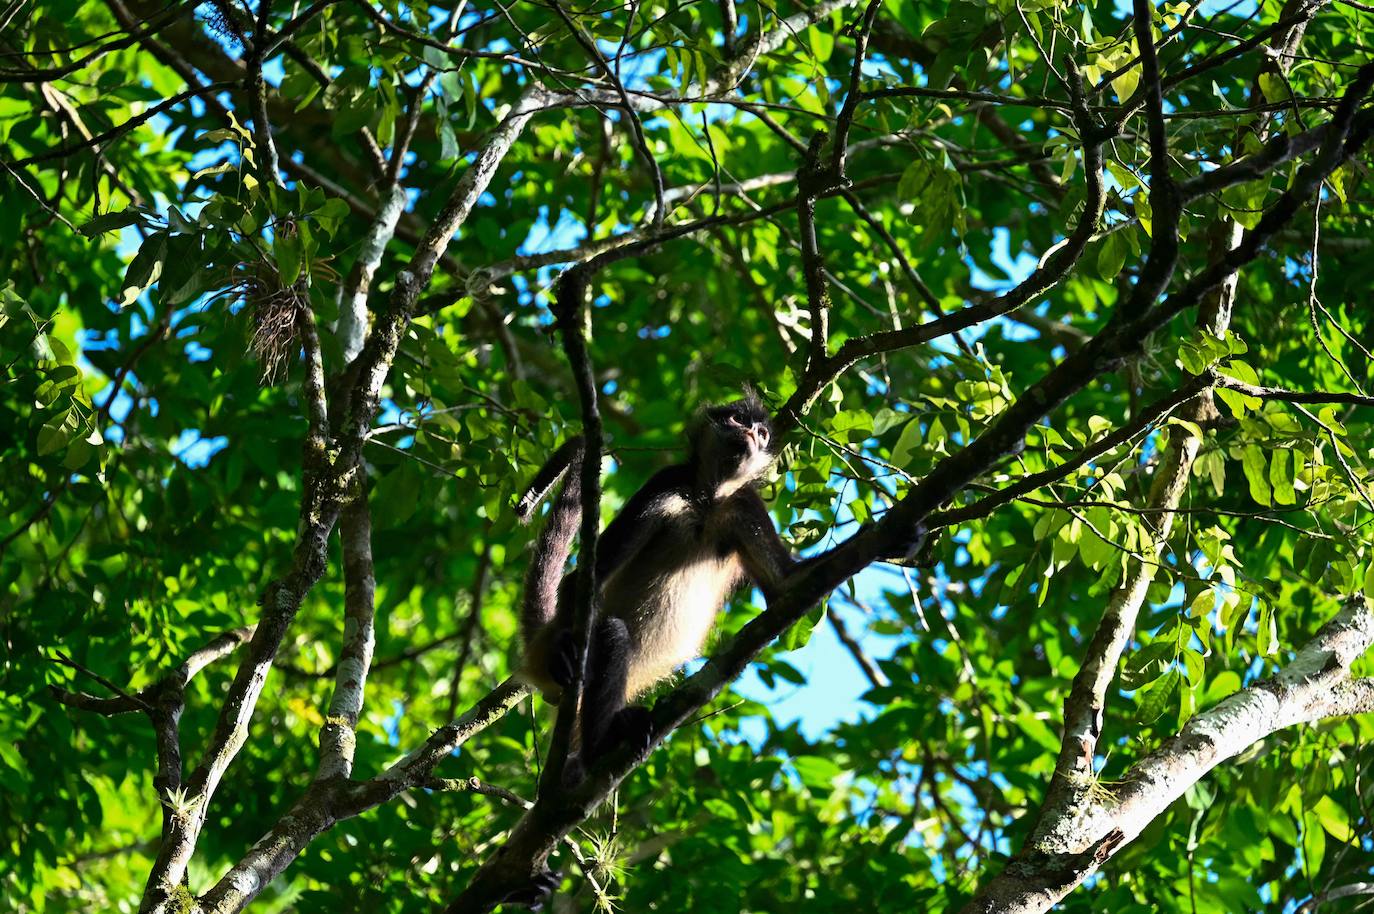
793, 755, 841, 791
897, 159, 961, 247
1197, 449, 1225, 497
1304, 816, 1326, 874
119, 232, 167, 307
46, 365, 80, 388
872, 408, 905, 436
1215, 386, 1248, 418
1221, 178, 1270, 230
1241, 445, 1271, 507
1137, 668, 1181, 723
1221, 595, 1250, 645
275, 232, 303, 286
1312, 795, 1355, 844
890, 418, 923, 468
191, 161, 237, 180
1016, 713, 1061, 753
62, 438, 93, 469
37, 421, 71, 456
79, 208, 146, 237
1256, 600, 1278, 656
315, 198, 351, 235
373, 462, 424, 529
1096, 231, 1127, 280
1111, 61, 1141, 102
1122, 640, 1174, 690
781, 600, 827, 651
1258, 73, 1291, 104
1180, 647, 1205, 684
1268, 448, 1296, 505
1187, 589, 1214, 620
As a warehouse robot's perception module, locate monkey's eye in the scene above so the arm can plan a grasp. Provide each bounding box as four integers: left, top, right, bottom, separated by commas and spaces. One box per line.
726, 414, 744, 428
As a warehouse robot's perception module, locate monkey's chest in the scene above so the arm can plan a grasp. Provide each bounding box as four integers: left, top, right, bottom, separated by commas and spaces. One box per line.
602, 514, 743, 696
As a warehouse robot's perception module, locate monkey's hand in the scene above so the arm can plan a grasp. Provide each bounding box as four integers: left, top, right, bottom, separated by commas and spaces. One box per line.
879, 523, 937, 568
498, 865, 562, 911
549, 628, 580, 689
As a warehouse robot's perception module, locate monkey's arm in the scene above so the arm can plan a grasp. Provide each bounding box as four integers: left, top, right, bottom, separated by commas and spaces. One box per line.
594, 465, 693, 582
730, 489, 798, 599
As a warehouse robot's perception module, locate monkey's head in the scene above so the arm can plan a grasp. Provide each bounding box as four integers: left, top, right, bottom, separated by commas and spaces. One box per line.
690, 391, 776, 495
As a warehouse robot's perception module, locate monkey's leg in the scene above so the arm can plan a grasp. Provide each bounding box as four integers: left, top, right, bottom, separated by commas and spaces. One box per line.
582, 617, 653, 763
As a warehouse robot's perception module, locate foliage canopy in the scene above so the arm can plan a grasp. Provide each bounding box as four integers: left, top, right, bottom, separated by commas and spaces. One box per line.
2, 0, 1373, 911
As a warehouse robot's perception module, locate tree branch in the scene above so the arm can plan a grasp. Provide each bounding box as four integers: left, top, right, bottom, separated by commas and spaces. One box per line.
829, 0, 885, 177
548, 0, 666, 226
314, 497, 376, 781
540, 263, 605, 791
960, 597, 1374, 914
11, 81, 237, 166
198, 678, 530, 913
776, 68, 1108, 428
0, 0, 191, 83
141, 82, 548, 914
245, 0, 283, 188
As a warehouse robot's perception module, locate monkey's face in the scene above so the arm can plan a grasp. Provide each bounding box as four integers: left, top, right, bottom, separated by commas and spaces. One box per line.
698, 397, 775, 491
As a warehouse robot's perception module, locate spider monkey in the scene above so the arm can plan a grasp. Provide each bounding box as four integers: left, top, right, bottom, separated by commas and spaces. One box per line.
515, 391, 797, 775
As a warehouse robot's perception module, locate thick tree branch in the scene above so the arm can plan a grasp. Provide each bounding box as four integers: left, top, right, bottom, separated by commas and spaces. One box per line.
331, 72, 434, 366
314, 497, 376, 781
959, 596, 1374, 914
964, 15, 1354, 912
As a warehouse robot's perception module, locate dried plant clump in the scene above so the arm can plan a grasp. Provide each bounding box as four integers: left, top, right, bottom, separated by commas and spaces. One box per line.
200, 0, 246, 47
229, 267, 306, 385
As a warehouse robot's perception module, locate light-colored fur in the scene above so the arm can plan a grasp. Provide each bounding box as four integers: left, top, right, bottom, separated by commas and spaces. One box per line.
516, 489, 749, 701
601, 495, 744, 699
712, 448, 772, 499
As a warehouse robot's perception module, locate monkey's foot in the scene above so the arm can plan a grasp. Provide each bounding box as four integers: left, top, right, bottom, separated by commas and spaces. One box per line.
560, 754, 588, 788
882, 523, 933, 566
549, 628, 578, 689
611, 706, 655, 761
498, 865, 561, 911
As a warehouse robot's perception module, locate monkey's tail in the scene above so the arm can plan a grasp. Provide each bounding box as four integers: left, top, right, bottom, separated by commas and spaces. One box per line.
518, 436, 585, 640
